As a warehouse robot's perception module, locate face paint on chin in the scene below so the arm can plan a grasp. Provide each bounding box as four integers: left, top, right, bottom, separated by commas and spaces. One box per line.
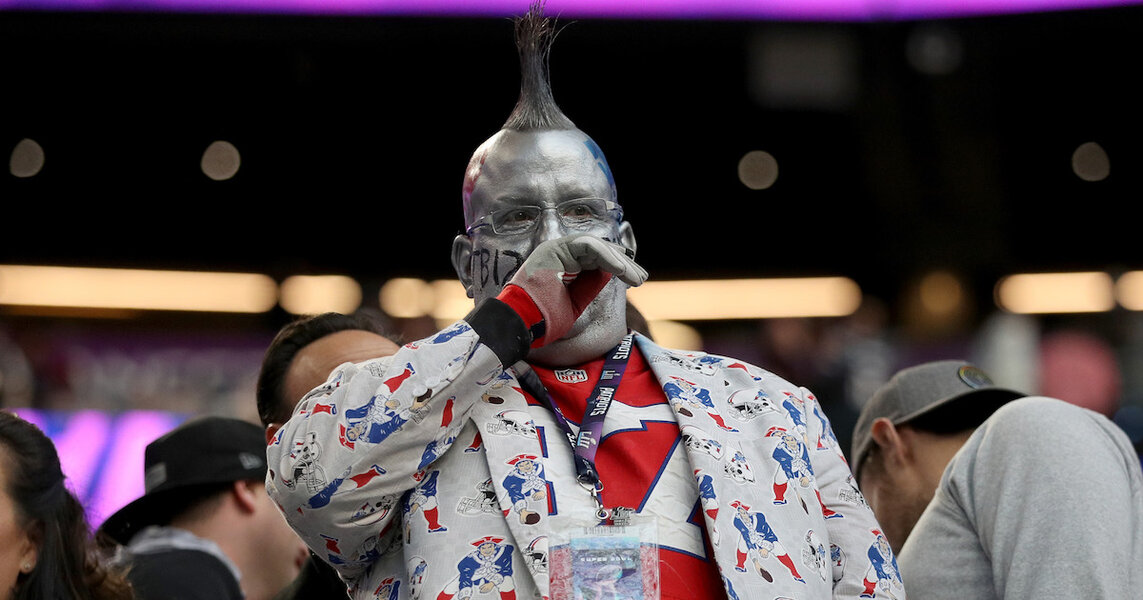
527, 276, 630, 367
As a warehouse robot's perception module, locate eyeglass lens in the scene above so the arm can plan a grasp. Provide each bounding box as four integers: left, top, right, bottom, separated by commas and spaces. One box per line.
489, 199, 616, 234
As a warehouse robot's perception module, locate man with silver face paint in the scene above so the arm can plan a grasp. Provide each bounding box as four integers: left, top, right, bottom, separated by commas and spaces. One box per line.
266, 4, 900, 600
453, 127, 635, 369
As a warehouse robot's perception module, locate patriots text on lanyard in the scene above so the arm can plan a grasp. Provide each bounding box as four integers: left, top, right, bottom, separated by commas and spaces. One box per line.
612, 336, 633, 360
589, 386, 615, 417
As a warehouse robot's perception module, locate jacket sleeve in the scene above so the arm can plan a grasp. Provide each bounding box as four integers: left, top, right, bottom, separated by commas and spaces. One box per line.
800, 387, 906, 599
265, 300, 532, 581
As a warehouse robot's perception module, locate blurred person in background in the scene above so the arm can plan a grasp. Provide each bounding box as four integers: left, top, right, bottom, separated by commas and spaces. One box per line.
256, 312, 401, 600
1037, 328, 1121, 416
257, 311, 401, 446
99, 416, 307, 600
0, 410, 133, 600
851, 359, 1143, 598
624, 300, 652, 339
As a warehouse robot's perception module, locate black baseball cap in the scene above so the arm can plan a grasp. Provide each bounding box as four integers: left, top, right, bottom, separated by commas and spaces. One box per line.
99, 415, 268, 545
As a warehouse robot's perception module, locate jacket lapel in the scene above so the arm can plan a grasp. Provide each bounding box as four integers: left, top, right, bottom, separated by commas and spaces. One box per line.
636, 334, 766, 597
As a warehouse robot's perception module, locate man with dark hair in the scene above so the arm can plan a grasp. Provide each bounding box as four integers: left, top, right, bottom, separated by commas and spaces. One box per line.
266, 4, 894, 599
851, 359, 1143, 599
100, 416, 308, 600
257, 312, 400, 443
255, 312, 402, 600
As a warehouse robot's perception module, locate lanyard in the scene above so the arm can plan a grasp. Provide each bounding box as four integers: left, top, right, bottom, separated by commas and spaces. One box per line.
516, 334, 635, 520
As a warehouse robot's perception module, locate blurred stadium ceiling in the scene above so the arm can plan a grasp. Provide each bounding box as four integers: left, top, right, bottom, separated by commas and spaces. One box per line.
1, 5, 1141, 319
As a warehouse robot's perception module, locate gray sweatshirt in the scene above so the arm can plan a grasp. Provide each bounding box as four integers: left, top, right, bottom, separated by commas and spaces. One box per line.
898, 396, 1143, 599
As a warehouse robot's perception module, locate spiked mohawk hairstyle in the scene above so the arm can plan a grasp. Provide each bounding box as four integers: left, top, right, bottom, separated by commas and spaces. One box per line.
502, 0, 577, 131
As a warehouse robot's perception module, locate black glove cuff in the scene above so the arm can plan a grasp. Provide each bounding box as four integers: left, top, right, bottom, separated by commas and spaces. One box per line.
465, 298, 533, 367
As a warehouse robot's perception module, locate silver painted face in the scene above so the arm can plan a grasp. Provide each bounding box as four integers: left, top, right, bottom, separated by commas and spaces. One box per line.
452, 128, 637, 366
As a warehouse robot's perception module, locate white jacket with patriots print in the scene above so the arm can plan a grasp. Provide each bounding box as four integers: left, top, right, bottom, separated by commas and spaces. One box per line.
266, 321, 903, 600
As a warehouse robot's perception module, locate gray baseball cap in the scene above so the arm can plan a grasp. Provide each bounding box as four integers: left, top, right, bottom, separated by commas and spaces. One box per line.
850, 359, 1024, 480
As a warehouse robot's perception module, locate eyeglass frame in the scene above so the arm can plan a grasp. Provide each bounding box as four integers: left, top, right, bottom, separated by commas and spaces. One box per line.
464, 197, 625, 237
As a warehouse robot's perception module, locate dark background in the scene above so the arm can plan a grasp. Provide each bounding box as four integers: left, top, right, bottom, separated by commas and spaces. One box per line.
0, 4, 1140, 377
3, 6, 1141, 320
2, 4, 1142, 465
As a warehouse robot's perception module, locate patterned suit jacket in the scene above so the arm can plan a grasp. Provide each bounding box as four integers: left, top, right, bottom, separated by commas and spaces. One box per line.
267, 322, 904, 600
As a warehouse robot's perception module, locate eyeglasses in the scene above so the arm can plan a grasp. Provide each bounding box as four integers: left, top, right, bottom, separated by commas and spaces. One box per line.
466, 198, 623, 236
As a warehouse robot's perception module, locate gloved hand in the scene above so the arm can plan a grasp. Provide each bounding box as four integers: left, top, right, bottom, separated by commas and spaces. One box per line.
497, 235, 647, 347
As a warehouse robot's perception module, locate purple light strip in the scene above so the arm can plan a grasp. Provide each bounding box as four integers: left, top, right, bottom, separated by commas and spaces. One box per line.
1, 0, 1140, 19
89, 411, 186, 526
13, 408, 186, 529
49, 410, 112, 510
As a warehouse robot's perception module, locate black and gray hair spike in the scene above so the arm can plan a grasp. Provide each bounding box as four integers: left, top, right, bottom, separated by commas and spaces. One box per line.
502, 0, 577, 131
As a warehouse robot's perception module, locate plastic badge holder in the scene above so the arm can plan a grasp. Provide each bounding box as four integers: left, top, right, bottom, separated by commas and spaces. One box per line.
549, 511, 659, 600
